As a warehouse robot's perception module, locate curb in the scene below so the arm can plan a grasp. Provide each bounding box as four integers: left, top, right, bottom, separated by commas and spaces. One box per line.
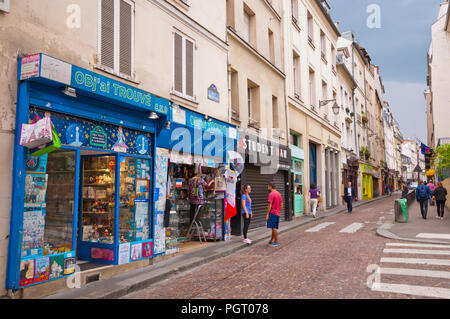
376, 224, 450, 246
47, 194, 394, 299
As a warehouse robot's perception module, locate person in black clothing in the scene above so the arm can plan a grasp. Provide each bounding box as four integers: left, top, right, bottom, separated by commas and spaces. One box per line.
432, 182, 448, 220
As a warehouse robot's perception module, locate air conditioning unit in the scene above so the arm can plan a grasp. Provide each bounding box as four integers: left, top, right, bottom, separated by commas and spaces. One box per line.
0, 0, 10, 12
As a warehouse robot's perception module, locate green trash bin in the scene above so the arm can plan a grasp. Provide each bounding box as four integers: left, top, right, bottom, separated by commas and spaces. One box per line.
395, 198, 408, 223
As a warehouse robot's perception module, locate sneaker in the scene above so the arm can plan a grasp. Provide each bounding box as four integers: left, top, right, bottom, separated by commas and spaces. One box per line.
247, 238, 253, 244
271, 242, 280, 247
243, 238, 251, 244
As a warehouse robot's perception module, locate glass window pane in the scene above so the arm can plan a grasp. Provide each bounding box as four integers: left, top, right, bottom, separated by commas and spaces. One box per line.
81, 156, 115, 244
119, 157, 151, 243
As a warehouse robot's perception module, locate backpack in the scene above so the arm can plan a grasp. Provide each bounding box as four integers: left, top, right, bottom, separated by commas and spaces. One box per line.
417, 185, 428, 200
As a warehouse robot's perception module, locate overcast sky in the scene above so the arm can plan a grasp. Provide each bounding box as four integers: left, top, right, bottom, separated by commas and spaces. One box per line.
329, 0, 443, 144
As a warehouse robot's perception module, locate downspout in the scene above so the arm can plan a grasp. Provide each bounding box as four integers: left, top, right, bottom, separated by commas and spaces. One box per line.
351, 45, 358, 159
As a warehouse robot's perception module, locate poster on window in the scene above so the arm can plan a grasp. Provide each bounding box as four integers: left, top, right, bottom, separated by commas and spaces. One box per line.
21, 204, 46, 257
19, 259, 35, 287
130, 243, 142, 261
49, 255, 65, 280
118, 243, 131, 265
34, 256, 50, 283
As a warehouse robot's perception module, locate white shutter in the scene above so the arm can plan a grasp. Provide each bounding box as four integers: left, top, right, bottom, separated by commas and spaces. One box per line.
243, 12, 250, 42
185, 39, 194, 98
119, 0, 133, 76
100, 0, 115, 70
174, 33, 183, 94
0, 0, 10, 13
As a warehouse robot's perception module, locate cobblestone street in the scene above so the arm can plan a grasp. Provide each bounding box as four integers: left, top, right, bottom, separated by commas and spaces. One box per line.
122, 196, 450, 299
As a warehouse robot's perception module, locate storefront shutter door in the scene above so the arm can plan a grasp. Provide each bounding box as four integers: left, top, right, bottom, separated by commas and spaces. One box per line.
272, 171, 287, 223
174, 33, 183, 93
101, 0, 115, 70
243, 165, 269, 230
119, 0, 133, 77
185, 39, 194, 98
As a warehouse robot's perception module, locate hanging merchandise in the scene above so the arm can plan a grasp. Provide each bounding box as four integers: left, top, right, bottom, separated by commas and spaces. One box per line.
30, 114, 62, 157
20, 114, 53, 149
224, 151, 244, 224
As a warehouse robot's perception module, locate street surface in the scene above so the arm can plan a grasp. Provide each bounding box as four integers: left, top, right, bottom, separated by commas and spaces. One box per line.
124, 195, 450, 299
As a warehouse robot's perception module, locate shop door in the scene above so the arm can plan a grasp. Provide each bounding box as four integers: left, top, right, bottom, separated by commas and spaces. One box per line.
309, 143, 317, 185
117, 155, 152, 245
272, 171, 288, 222
77, 153, 117, 262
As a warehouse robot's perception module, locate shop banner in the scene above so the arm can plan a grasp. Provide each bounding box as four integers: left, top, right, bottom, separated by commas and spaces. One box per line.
30, 110, 153, 156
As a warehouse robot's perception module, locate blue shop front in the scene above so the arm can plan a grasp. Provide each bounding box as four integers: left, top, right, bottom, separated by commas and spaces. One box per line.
6, 54, 170, 290
153, 105, 238, 255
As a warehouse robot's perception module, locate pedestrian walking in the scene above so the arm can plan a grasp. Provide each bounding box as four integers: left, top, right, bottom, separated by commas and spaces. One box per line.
401, 182, 409, 198
427, 180, 436, 206
343, 181, 356, 213
432, 182, 447, 220
385, 183, 390, 196
241, 184, 252, 244
308, 183, 320, 218
390, 183, 394, 195
416, 181, 432, 219
266, 182, 283, 247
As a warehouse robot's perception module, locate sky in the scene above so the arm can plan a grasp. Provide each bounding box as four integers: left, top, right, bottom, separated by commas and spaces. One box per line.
328, 0, 444, 144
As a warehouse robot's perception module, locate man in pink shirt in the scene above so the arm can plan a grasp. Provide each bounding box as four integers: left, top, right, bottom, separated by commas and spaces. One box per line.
266, 182, 283, 247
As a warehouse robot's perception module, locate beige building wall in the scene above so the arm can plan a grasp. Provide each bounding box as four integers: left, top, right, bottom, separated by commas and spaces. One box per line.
227, 0, 287, 142
428, 2, 450, 147
282, 0, 342, 212
0, 0, 229, 296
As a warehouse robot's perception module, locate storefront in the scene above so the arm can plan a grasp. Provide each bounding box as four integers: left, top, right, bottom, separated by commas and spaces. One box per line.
342, 155, 359, 201
323, 134, 341, 209
155, 105, 237, 253
233, 132, 291, 233
290, 145, 304, 216
6, 54, 170, 290
361, 164, 374, 201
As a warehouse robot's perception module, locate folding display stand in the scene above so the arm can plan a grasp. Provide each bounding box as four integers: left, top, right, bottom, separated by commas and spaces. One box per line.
184, 204, 207, 245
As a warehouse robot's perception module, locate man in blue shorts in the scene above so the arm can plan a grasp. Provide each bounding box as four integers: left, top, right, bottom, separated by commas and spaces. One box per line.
266, 182, 283, 247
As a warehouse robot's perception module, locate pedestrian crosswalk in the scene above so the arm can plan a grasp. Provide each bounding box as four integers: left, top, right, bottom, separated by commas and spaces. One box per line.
304, 222, 365, 234
369, 242, 450, 298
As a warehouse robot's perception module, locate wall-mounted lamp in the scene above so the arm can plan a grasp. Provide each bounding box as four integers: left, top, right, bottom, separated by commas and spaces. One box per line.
148, 111, 159, 120
62, 86, 77, 98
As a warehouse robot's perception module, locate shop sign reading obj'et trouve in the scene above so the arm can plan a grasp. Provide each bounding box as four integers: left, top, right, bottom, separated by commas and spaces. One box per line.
19, 53, 169, 115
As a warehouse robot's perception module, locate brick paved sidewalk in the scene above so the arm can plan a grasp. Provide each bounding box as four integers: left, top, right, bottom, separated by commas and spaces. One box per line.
44, 194, 394, 299
377, 199, 450, 245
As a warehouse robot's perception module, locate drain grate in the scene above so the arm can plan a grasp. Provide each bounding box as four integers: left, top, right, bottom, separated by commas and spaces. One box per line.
85, 273, 100, 284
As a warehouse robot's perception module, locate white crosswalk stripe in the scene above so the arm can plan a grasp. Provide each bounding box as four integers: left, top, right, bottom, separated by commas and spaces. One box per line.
304, 222, 335, 233
369, 242, 450, 299
339, 223, 364, 233
416, 233, 450, 240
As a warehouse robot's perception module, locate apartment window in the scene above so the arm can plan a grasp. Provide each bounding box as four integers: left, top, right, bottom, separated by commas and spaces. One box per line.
307, 12, 314, 44
99, 0, 135, 79
230, 69, 239, 120
293, 51, 301, 98
268, 29, 275, 63
309, 68, 316, 109
243, 3, 256, 46
320, 30, 326, 60
291, 0, 299, 23
247, 80, 260, 125
226, 0, 235, 28
272, 96, 279, 128
290, 132, 302, 148
331, 45, 336, 71
173, 31, 195, 99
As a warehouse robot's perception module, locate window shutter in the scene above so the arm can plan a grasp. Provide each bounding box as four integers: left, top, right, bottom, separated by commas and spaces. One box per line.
243, 12, 250, 42
185, 39, 194, 97
174, 33, 183, 93
119, 0, 133, 76
101, 0, 115, 70
0, 0, 10, 12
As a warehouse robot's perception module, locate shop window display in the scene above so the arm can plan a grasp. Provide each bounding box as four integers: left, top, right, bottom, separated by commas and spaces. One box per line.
81, 156, 115, 244
165, 162, 224, 252
119, 157, 151, 243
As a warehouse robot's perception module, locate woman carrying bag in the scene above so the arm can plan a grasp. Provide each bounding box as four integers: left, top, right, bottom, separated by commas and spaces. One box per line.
308, 184, 320, 218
